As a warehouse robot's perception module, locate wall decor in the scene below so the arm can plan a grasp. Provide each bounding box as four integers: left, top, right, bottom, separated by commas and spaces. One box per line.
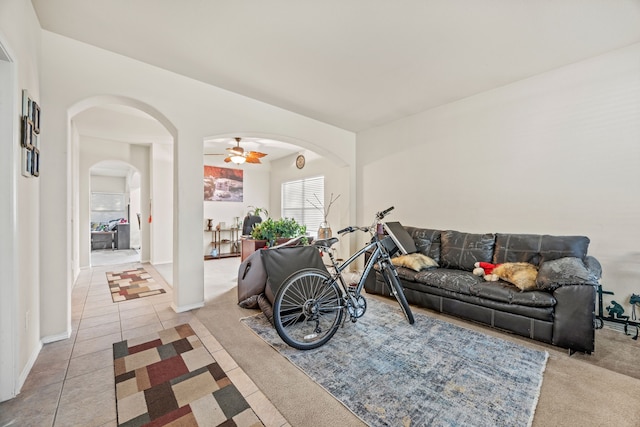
31, 148, 40, 177
21, 147, 31, 177
204, 165, 243, 202
20, 89, 40, 178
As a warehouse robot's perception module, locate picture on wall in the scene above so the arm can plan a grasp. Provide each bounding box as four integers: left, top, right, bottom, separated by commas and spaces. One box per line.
20, 89, 41, 178
204, 165, 243, 202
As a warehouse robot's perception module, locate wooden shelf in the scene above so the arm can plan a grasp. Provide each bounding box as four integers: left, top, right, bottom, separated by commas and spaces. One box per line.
204, 228, 240, 260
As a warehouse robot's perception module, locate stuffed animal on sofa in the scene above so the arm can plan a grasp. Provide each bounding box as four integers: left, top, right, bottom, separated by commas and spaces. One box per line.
473, 261, 501, 282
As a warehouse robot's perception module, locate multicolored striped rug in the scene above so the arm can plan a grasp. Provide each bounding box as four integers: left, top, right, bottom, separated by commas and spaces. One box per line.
107, 267, 166, 302
113, 324, 263, 426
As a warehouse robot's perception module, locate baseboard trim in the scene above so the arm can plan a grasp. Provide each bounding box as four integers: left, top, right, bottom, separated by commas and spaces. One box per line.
17, 340, 43, 394
171, 301, 204, 313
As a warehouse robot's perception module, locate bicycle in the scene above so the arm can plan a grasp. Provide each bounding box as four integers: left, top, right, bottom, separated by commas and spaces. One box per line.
272, 206, 415, 350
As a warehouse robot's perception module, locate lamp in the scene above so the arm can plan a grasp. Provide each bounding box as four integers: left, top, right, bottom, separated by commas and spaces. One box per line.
230, 155, 246, 164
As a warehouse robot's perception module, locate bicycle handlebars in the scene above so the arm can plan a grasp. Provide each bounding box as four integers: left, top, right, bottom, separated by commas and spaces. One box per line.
337, 226, 356, 235
376, 206, 394, 219
337, 206, 395, 235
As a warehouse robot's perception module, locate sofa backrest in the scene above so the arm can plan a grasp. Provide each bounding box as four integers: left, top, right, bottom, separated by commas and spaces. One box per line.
439, 230, 496, 271
492, 234, 590, 266
405, 226, 442, 263
403, 226, 590, 270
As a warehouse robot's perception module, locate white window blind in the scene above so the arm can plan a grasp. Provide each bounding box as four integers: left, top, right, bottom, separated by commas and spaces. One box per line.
282, 176, 324, 236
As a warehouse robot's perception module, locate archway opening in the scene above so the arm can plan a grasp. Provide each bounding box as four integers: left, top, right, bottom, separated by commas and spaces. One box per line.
89, 160, 141, 267
69, 99, 175, 275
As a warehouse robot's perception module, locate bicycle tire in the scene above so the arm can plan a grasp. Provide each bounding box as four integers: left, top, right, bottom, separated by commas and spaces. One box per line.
272, 268, 344, 350
382, 265, 415, 324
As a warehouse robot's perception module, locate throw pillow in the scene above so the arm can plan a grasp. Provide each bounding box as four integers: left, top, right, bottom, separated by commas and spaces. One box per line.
536, 257, 598, 290
493, 262, 539, 291
392, 253, 439, 272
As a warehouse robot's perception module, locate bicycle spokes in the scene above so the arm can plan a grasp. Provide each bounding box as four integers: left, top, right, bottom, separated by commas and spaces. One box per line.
273, 269, 344, 350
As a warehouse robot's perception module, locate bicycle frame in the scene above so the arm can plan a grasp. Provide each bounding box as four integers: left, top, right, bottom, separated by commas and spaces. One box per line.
271, 206, 414, 350
320, 232, 395, 310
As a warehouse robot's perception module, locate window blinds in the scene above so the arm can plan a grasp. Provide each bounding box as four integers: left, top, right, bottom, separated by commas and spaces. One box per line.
282, 176, 324, 236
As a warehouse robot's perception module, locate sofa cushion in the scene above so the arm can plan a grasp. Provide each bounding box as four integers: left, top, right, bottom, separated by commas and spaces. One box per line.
470, 282, 556, 308
439, 230, 496, 271
536, 257, 598, 290
405, 227, 441, 262
413, 268, 483, 295
492, 234, 590, 266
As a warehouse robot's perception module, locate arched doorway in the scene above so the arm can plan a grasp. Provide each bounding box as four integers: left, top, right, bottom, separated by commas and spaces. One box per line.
89, 161, 141, 267
69, 98, 176, 275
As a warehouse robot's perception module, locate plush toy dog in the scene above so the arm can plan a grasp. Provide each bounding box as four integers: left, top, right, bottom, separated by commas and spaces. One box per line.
473, 261, 501, 282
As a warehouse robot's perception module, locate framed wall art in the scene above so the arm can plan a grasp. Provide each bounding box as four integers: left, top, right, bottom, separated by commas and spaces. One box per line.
204, 165, 243, 202
20, 89, 41, 178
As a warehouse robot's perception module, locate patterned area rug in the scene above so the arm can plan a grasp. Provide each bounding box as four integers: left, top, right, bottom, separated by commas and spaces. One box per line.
242, 298, 548, 427
107, 267, 166, 302
113, 324, 263, 427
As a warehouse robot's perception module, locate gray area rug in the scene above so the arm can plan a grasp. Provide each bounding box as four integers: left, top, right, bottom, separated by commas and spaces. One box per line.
242, 298, 548, 427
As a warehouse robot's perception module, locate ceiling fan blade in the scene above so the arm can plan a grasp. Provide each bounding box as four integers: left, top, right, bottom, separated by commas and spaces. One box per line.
204, 153, 227, 156
245, 156, 262, 164
223, 156, 232, 163
246, 151, 267, 158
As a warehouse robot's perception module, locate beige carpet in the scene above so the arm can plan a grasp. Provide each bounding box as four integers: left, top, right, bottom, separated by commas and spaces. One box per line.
196, 289, 640, 427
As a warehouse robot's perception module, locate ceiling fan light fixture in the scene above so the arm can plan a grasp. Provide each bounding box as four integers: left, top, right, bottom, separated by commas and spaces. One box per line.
230, 155, 246, 164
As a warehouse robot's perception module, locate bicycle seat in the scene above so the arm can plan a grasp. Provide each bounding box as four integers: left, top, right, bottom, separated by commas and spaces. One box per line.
313, 237, 339, 249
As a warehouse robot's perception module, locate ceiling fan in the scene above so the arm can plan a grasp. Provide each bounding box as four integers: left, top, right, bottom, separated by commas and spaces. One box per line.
205, 137, 267, 164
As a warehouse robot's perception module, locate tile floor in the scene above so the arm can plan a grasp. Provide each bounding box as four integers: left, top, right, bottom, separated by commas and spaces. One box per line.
0, 253, 287, 427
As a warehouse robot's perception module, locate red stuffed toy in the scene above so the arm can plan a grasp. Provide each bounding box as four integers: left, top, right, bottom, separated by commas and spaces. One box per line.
473, 262, 501, 282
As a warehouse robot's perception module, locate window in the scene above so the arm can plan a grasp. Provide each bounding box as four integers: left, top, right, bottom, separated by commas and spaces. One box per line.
282, 176, 324, 236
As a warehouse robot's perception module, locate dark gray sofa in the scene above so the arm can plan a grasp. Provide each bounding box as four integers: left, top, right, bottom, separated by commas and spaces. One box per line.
365, 226, 600, 354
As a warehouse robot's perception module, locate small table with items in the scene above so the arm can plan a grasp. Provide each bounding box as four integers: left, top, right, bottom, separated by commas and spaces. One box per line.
91, 231, 115, 250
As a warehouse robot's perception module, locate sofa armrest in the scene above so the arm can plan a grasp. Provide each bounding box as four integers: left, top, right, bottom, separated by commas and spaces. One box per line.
552, 284, 596, 353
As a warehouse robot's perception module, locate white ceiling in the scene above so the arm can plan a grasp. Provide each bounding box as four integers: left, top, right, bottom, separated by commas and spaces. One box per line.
31, 0, 640, 133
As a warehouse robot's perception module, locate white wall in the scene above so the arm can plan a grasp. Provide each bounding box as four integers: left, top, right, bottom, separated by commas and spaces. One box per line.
0, 0, 42, 401
358, 42, 640, 312
39, 30, 355, 333
91, 175, 126, 193
151, 142, 173, 264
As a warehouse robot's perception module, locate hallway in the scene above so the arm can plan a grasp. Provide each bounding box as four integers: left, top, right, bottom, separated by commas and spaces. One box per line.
0, 258, 285, 426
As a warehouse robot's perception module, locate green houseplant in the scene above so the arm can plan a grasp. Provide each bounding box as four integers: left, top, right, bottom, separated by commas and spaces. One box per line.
250, 217, 307, 247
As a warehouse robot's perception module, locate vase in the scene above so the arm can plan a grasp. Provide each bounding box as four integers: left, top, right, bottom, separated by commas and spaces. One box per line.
318, 221, 332, 239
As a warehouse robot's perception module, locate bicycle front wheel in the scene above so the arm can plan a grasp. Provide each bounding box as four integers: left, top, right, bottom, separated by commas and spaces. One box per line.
382, 265, 415, 325
273, 268, 343, 350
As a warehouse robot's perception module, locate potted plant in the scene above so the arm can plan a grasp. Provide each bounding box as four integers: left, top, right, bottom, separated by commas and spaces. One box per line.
250, 217, 308, 247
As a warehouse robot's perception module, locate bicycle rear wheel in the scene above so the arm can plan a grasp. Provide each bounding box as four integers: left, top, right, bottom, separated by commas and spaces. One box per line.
382, 265, 415, 324
273, 268, 344, 350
